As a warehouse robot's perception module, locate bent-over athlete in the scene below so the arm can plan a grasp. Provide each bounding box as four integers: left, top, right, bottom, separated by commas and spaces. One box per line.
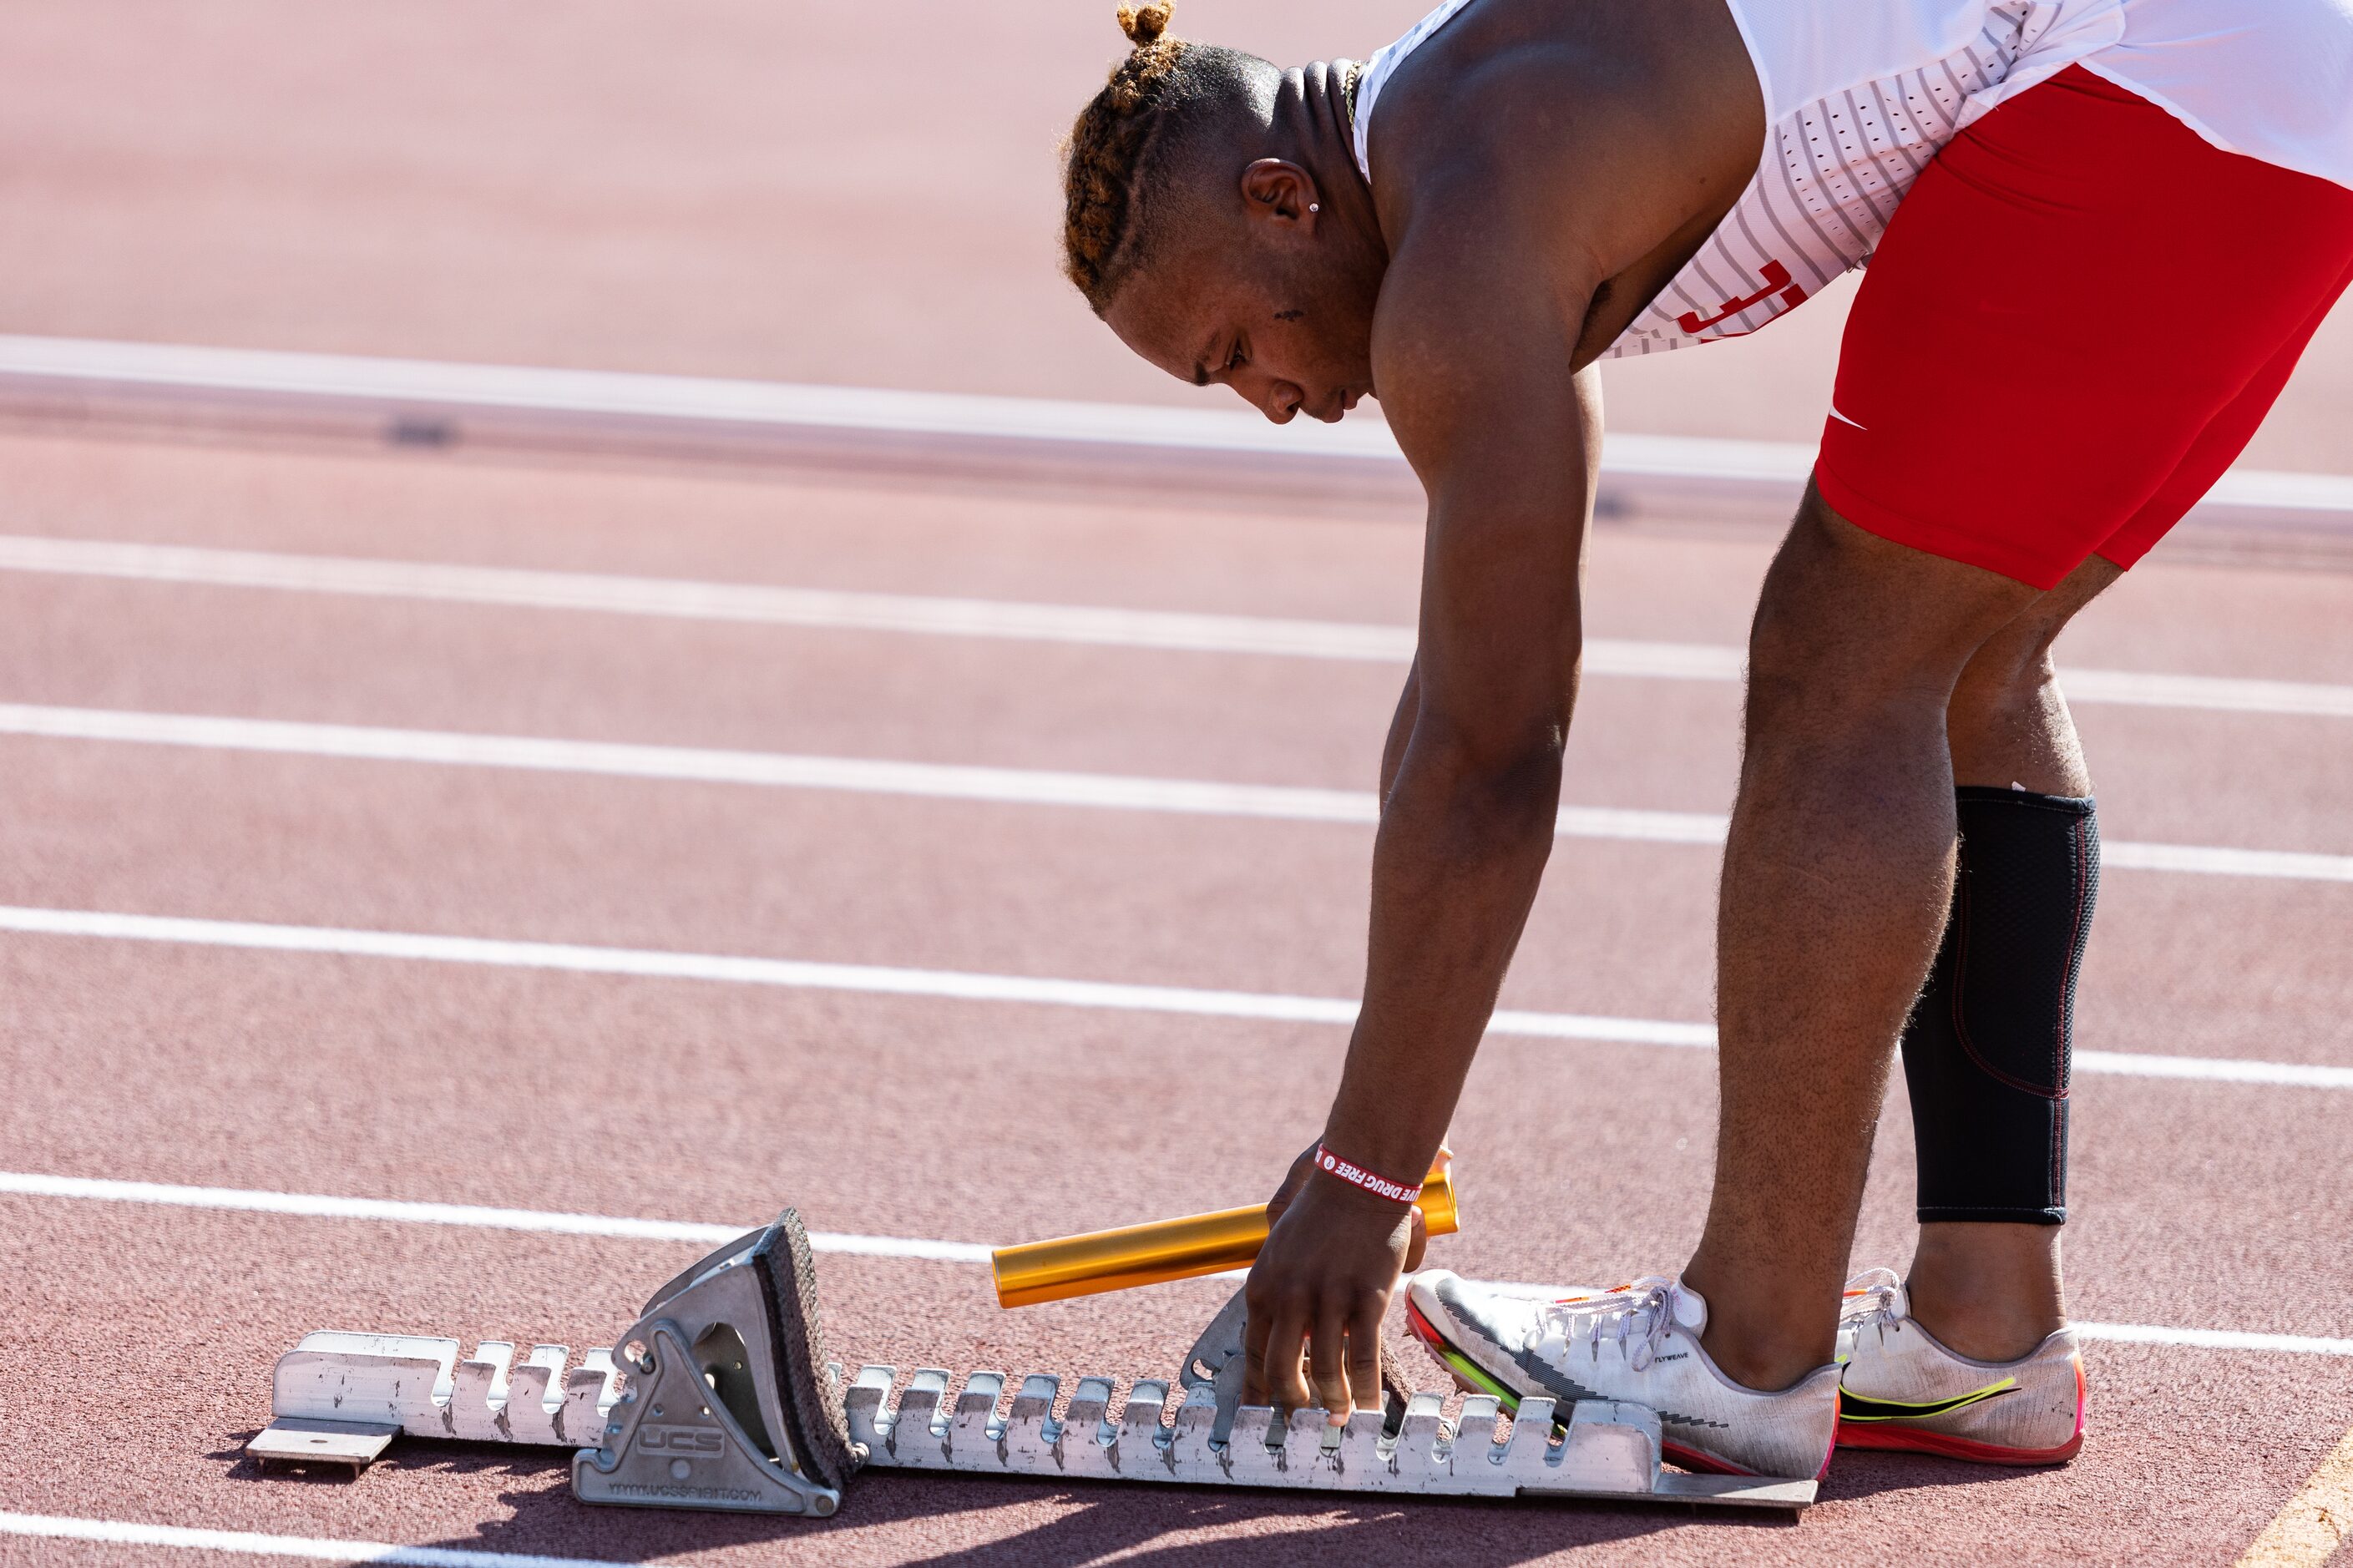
1060, 0, 2353, 1475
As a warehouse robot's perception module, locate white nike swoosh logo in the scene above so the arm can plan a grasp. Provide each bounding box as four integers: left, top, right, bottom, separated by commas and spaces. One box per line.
1828, 405, 1867, 432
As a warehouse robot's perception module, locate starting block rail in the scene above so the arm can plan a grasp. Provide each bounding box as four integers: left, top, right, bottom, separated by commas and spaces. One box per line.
843, 1365, 1809, 1505
250, 1333, 620, 1469
248, 1210, 1816, 1513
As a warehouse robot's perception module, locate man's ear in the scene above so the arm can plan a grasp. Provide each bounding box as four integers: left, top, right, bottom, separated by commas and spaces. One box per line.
1239, 158, 1319, 225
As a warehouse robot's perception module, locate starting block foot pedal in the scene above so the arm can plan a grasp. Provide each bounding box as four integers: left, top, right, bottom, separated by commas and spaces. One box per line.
572, 1208, 859, 1515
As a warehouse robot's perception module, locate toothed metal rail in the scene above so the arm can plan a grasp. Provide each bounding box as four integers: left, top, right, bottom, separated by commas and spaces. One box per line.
251, 1333, 624, 1469
248, 1210, 1816, 1512
843, 1366, 1809, 1505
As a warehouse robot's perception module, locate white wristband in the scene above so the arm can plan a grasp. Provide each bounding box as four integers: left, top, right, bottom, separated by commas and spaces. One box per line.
1313, 1143, 1423, 1205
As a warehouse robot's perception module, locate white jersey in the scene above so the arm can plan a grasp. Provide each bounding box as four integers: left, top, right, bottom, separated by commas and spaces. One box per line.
1351, 0, 2353, 358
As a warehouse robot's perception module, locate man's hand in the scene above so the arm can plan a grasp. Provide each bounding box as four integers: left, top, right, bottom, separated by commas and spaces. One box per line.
1242, 1148, 1429, 1422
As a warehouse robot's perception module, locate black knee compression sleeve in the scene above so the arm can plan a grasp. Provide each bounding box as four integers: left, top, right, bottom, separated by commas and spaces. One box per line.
1903, 787, 2099, 1226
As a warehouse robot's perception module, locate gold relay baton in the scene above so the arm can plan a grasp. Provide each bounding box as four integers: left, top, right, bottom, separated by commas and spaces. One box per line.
991, 1150, 1459, 1308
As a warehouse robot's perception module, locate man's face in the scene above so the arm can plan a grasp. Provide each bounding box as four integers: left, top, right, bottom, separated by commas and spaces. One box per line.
1102, 217, 1379, 425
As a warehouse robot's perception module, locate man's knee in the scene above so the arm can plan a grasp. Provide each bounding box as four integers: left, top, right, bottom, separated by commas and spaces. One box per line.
1746, 491, 2038, 719
1948, 554, 2122, 721
1949, 630, 2059, 728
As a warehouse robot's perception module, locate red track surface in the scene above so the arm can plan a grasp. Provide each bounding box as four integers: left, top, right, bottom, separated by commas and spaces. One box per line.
2, 430, 2350, 1565
3, 2, 2350, 1558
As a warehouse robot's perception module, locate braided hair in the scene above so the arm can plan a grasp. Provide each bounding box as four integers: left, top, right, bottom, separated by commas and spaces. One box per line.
1060, 4, 1271, 312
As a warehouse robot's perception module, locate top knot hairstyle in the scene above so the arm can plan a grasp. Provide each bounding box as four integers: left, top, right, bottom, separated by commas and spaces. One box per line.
1116, 0, 1176, 56
1061, 3, 1275, 311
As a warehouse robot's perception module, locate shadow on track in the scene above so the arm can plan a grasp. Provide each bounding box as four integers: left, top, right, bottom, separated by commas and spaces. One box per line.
862, 1474, 1740, 1565
373, 1457, 1802, 1563
217, 1428, 2040, 1559
1821, 1449, 2067, 1503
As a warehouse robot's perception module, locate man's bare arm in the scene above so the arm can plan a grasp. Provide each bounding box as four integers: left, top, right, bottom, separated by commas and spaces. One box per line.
1325, 235, 1600, 1178
1243, 199, 1604, 1416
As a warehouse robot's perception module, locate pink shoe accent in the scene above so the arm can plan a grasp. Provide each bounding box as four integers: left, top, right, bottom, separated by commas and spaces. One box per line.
1836, 1359, 2087, 1467
1835, 1419, 2083, 1465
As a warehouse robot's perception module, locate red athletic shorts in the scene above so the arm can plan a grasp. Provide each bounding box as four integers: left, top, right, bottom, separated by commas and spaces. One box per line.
1814, 66, 2353, 591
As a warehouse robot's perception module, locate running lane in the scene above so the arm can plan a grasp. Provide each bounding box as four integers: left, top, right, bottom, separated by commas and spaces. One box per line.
2, 433, 2348, 1563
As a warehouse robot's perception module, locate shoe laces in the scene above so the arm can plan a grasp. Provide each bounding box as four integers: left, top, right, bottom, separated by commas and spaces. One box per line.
1839, 1267, 1905, 1344
1539, 1276, 1679, 1372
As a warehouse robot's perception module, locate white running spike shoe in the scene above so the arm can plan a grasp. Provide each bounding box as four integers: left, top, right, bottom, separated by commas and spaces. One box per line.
1404, 1271, 1840, 1479
1836, 1268, 2086, 1464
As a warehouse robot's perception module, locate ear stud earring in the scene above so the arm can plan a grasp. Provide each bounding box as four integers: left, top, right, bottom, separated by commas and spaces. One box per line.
1308, 203, 1321, 212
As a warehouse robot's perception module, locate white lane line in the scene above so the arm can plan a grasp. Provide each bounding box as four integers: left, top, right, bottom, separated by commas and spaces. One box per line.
4, 534, 2350, 718
0, 700, 1703, 849
2060, 668, 2353, 719
2076, 1323, 2353, 1358
0, 903, 1709, 1049
0, 1171, 987, 1262
4, 903, 2348, 1088
0, 532, 1420, 656
0, 332, 1424, 467
2082, 1050, 2353, 1087
0, 1510, 630, 1567
2098, 842, 2353, 882
10, 334, 2352, 520
6, 702, 2348, 882
8, 1172, 2350, 1358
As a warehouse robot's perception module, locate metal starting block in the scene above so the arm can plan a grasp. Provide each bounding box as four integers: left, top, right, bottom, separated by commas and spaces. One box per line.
250, 1209, 1815, 1513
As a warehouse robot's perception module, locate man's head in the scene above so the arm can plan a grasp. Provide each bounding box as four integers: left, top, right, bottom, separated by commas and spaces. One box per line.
1062, 4, 1387, 423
